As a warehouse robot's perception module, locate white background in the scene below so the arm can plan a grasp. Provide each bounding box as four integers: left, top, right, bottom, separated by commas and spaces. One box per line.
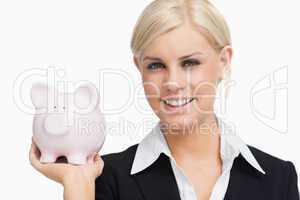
0, 0, 299, 199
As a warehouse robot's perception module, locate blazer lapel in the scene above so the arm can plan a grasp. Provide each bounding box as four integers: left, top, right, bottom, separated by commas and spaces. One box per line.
224, 154, 265, 200
132, 153, 181, 200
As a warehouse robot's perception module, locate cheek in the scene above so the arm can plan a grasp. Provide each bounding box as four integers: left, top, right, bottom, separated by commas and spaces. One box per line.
143, 83, 162, 115
189, 63, 219, 93
142, 73, 164, 97
144, 84, 159, 98
188, 65, 218, 112
192, 62, 219, 80
143, 79, 162, 106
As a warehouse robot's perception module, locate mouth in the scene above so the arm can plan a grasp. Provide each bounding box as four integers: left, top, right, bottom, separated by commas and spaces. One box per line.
161, 97, 197, 108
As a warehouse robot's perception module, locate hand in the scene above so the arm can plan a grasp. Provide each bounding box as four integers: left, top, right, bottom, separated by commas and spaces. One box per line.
29, 137, 104, 186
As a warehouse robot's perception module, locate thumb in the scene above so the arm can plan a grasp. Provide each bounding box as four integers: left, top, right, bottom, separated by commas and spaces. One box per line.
93, 154, 104, 177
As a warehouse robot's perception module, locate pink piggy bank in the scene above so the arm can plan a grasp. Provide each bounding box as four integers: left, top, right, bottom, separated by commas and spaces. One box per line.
30, 82, 106, 165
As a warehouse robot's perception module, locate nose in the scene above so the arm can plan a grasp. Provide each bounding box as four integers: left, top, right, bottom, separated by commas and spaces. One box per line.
163, 65, 186, 92
44, 114, 69, 136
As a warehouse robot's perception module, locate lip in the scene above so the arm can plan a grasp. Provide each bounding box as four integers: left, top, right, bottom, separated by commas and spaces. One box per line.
161, 96, 197, 101
161, 97, 196, 113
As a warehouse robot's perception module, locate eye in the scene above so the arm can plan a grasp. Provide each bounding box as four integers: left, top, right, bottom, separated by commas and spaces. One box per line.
63, 106, 66, 110
146, 62, 165, 71
54, 106, 57, 109
182, 59, 201, 68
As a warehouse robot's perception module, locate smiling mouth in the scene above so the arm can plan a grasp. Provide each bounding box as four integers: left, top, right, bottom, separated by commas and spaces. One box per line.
162, 98, 196, 107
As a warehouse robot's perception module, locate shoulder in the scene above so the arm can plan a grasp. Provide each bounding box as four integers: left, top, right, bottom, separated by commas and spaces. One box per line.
95, 144, 139, 199
101, 143, 138, 170
96, 144, 138, 200
97, 143, 139, 181
247, 144, 299, 197
247, 144, 298, 174
228, 144, 299, 198
248, 145, 299, 200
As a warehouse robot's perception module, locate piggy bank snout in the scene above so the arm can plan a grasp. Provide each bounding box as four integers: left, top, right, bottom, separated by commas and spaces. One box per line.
44, 114, 69, 136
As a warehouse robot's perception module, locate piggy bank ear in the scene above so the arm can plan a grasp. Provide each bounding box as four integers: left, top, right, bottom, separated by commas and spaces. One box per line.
30, 83, 49, 109
74, 83, 99, 110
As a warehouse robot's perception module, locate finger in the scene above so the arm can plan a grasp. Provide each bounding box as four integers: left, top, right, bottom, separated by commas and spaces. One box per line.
93, 155, 104, 177
87, 153, 96, 165
94, 154, 102, 166
31, 141, 41, 157
29, 143, 42, 171
94, 154, 100, 161
29, 141, 44, 171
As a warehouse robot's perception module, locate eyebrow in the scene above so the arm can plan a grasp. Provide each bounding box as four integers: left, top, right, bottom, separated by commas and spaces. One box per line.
143, 51, 203, 62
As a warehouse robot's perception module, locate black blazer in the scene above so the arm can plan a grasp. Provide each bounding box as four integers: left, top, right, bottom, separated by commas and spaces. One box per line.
95, 143, 299, 200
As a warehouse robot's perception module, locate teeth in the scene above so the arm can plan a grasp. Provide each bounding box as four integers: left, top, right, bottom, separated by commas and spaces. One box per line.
164, 98, 194, 107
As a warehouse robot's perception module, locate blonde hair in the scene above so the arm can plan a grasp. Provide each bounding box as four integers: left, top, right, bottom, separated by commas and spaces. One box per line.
130, 0, 232, 83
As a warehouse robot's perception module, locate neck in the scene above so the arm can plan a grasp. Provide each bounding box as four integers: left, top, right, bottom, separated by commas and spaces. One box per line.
160, 114, 221, 163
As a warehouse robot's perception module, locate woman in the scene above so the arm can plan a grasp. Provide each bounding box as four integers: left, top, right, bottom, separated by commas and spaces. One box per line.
29, 0, 299, 199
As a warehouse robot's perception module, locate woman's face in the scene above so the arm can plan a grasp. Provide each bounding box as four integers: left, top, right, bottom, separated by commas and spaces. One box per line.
134, 22, 232, 132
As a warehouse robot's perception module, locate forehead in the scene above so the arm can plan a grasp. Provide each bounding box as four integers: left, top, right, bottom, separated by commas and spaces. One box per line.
143, 23, 215, 58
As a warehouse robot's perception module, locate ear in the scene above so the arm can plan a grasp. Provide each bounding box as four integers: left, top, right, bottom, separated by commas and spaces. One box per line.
74, 83, 99, 110
30, 83, 49, 109
219, 45, 233, 80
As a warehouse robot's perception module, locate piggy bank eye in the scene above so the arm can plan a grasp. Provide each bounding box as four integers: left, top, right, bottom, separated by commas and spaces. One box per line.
63, 106, 66, 110
54, 106, 57, 109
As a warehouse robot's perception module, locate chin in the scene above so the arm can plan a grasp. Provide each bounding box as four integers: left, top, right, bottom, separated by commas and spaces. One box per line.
159, 113, 198, 133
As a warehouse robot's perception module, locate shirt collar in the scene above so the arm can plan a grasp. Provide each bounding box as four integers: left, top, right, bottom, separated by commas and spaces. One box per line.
130, 115, 266, 175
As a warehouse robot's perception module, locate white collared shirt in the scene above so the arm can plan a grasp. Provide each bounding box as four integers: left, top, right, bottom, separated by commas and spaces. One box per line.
130, 115, 266, 200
